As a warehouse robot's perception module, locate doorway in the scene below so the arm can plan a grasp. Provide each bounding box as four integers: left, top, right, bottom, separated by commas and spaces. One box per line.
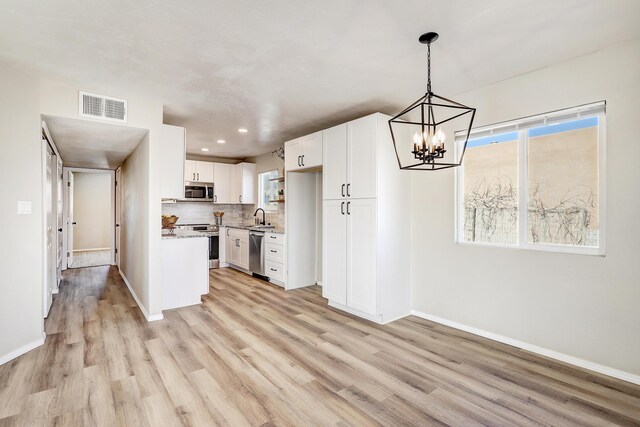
63, 168, 116, 269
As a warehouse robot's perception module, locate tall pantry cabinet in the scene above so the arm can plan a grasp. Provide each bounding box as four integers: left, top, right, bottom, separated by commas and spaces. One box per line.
322, 113, 411, 324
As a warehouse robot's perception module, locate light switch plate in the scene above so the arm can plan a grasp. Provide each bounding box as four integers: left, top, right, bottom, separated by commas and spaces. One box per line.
17, 201, 32, 215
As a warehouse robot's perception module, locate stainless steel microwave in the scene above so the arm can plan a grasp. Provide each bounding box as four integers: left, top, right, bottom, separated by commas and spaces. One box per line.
184, 184, 213, 201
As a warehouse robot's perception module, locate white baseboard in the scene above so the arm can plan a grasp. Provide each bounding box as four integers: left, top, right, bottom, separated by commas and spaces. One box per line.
411, 310, 640, 386
0, 332, 46, 366
73, 247, 111, 253
118, 268, 164, 322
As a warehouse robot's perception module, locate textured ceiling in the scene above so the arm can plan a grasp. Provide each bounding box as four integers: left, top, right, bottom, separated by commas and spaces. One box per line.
44, 116, 148, 170
4, 1, 640, 158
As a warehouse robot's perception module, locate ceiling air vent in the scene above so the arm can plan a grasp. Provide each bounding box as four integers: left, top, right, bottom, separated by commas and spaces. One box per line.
79, 91, 127, 123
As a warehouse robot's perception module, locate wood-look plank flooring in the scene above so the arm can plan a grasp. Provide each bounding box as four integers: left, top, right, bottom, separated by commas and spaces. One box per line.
1, 266, 639, 426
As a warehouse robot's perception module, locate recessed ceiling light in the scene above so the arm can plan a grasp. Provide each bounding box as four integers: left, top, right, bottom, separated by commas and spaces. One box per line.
200, 147, 209, 152
217, 139, 226, 144
238, 128, 248, 133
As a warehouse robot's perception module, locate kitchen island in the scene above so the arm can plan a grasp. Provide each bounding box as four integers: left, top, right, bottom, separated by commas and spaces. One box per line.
161, 229, 209, 310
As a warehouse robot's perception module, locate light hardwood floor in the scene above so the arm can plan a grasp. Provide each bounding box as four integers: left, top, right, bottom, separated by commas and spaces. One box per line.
1, 266, 639, 426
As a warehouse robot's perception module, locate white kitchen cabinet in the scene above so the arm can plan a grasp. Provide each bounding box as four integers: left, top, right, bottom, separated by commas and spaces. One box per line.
323, 114, 377, 200
161, 124, 186, 199
213, 163, 233, 204
185, 160, 214, 183
232, 162, 256, 204
285, 131, 322, 172
323, 124, 347, 200
322, 200, 347, 304
265, 232, 286, 287
227, 228, 249, 270
161, 235, 208, 310
322, 112, 411, 324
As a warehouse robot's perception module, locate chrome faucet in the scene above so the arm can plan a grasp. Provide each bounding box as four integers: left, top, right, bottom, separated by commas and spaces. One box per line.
253, 208, 266, 225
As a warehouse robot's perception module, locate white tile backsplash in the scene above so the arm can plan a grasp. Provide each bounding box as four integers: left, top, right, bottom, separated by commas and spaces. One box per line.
162, 202, 284, 227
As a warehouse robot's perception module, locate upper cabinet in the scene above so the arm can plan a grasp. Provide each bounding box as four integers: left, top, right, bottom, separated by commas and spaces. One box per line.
160, 124, 186, 199
323, 114, 378, 200
285, 131, 323, 172
213, 162, 256, 204
232, 162, 256, 204
185, 160, 214, 183
212, 163, 233, 204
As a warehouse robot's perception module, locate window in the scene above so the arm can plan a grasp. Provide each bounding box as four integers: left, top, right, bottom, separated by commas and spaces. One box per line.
258, 170, 279, 212
456, 102, 605, 255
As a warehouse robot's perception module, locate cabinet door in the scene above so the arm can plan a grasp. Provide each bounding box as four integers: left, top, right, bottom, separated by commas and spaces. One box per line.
322, 200, 347, 305
323, 124, 347, 200
231, 237, 241, 265
285, 139, 303, 172
231, 164, 242, 203
196, 161, 214, 183
185, 160, 197, 182
240, 163, 256, 204
213, 163, 232, 204
161, 125, 186, 199
346, 198, 377, 315
301, 131, 323, 168
239, 238, 249, 270
347, 115, 377, 199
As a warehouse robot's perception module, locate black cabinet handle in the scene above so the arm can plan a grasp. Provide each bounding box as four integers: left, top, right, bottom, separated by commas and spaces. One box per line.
239, 195, 242, 203
341, 201, 344, 215
302, 155, 305, 166
270, 249, 277, 253
341, 184, 345, 197
346, 183, 351, 197
347, 201, 351, 215
197, 172, 199, 181
297, 156, 301, 167
214, 195, 217, 202
72, 222, 77, 225
58, 228, 63, 232
270, 268, 277, 272
115, 224, 120, 228
270, 236, 277, 239
226, 228, 230, 236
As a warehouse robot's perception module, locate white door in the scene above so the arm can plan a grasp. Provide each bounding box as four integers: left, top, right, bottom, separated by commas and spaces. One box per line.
346, 198, 377, 316
44, 142, 54, 317
213, 163, 232, 204
322, 200, 347, 305
115, 167, 122, 267
323, 124, 347, 200
56, 158, 63, 282
67, 170, 75, 267
284, 139, 303, 172
185, 160, 197, 182
196, 161, 214, 183
301, 131, 323, 169
231, 163, 242, 203
348, 115, 377, 199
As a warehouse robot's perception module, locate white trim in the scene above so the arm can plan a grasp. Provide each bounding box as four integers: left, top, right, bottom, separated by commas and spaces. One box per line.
328, 301, 383, 324
0, 333, 46, 366
411, 310, 640, 386
118, 269, 164, 322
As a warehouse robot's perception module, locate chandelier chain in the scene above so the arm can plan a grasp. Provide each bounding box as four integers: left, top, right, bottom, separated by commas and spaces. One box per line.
426, 42, 431, 94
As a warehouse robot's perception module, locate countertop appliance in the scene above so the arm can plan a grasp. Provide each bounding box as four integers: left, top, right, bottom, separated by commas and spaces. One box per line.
183, 184, 214, 201
176, 223, 219, 268
249, 230, 265, 275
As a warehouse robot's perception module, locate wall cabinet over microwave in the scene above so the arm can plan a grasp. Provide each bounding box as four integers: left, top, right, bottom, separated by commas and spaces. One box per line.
185, 160, 214, 183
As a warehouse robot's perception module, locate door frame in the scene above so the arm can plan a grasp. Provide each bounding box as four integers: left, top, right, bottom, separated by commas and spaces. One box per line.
62, 167, 117, 269
42, 122, 63, 318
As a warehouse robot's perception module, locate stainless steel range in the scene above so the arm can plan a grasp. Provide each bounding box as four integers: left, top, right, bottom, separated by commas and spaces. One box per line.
175, 224, 220, 269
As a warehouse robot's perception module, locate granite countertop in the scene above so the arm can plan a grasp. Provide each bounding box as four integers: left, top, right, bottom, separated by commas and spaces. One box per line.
161, 228, 208, 240
222, 224, 286, 235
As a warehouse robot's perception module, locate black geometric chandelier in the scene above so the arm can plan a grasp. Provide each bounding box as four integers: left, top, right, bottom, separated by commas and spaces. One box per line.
389, 32, 476, 171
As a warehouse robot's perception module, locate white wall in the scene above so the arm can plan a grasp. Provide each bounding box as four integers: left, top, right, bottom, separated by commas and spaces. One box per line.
120, 135, 151, 313
0, 61, 45, 362
73, 172, 112, 250
411, 39, 640, 377
0, 60, 164, 364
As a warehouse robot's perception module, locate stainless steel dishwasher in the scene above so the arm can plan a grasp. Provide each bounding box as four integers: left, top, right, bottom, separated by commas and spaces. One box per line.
249, 230, 265, 275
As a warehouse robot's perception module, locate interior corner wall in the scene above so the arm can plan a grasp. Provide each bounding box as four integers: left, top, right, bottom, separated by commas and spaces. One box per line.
0, 61, 44, 362
410, 38, 640, 377
120, 134, 151, 314
73, 172, 112, 250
